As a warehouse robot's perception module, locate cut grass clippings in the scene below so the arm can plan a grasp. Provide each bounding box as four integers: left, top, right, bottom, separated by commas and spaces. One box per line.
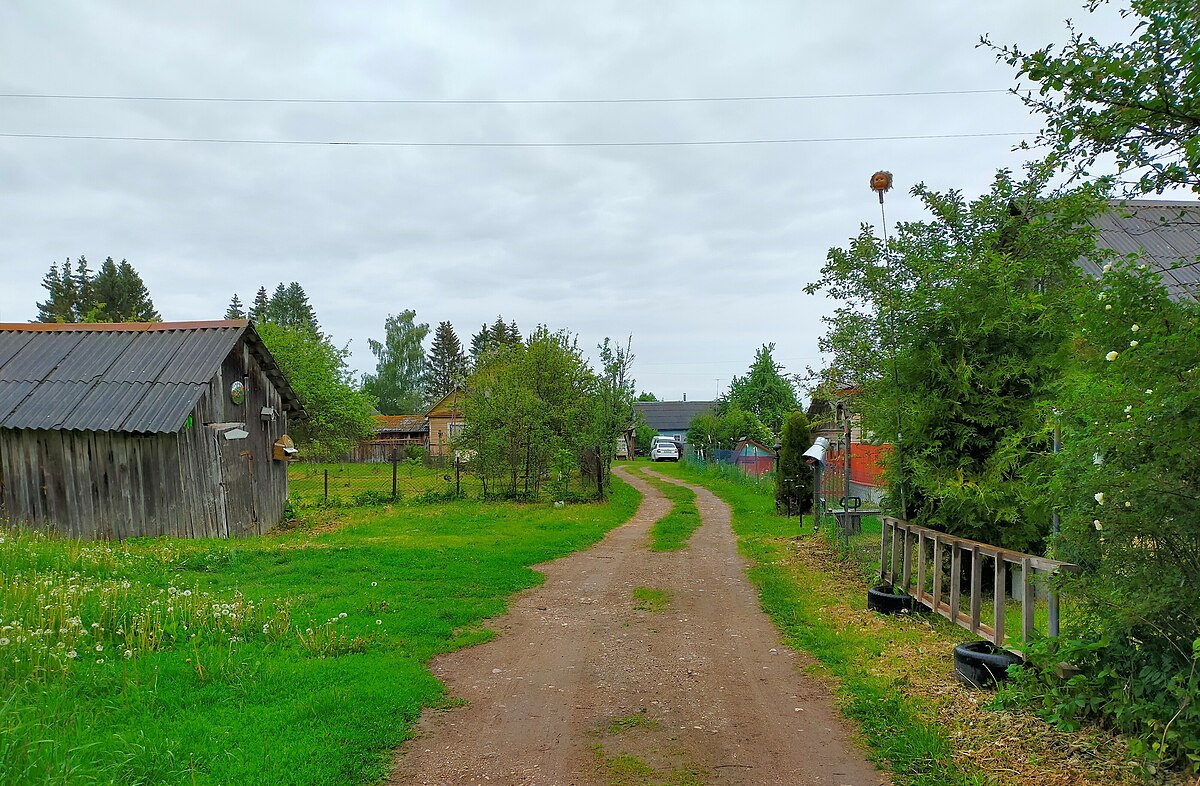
636, 470, 702, 552
648, 460, 1161, 786
0, 479, 639, 786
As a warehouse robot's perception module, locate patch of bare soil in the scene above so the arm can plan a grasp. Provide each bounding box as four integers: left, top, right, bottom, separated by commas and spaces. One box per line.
389, 467, 888, 786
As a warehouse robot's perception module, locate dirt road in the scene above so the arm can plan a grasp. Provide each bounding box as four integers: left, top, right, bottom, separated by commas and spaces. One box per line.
389, 466, 887, 786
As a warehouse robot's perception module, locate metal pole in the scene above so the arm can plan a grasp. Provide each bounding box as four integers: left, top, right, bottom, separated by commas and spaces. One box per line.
1051, 419, 1061, 535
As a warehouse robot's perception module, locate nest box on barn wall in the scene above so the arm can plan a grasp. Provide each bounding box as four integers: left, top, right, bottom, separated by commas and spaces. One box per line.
260, 406, 277, 423
273, 434, 298, 462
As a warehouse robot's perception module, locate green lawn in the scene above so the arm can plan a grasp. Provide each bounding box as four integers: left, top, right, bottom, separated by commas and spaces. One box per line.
0, 481, 638, 785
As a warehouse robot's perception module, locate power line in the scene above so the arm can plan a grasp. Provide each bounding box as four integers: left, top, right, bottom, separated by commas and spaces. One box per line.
0, 130, 1031, 148
0, 88, 1007, 105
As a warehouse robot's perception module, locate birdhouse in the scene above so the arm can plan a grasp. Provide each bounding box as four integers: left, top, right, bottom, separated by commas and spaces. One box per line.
260, 406, 277, 423
273, 434, 299, 462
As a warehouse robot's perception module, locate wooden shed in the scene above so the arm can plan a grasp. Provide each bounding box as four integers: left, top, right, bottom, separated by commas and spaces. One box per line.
0, 320, 304, 540
731, 438, 777, 477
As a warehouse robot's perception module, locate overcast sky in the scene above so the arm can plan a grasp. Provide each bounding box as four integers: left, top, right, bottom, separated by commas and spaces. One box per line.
0, 1, 1148, 402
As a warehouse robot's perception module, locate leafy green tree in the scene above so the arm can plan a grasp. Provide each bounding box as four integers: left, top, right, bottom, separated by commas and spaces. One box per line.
986, 0, 1200, 194
363, 310, 429, 415
248, 287, 270, 323
1035, 259, 1200, 769
806, 169, 1107, 551
424, 321, 468, 405
721, 344, 799, 437
459, 328, 596, 499
588, 337, 635, 499
225, 294, 246, 320
255, 322, 375, 461
636, 391, 658, 401
776, 411, 814, 515
687, 407, 772, 452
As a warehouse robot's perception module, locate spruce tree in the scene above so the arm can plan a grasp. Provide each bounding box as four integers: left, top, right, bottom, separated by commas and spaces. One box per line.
424, 321, 467, 404
116, 260, 160, 321
73, 256, 94, 318
225, 294, 246, 319
469, 323, 491, 361
35, 262, 74, 322
249, 287, 270, 323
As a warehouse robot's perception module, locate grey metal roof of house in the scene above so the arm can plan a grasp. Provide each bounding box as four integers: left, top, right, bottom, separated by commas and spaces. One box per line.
633, 400, 717, 432
1084, 199, 1200, 303
0, 320, 303, 433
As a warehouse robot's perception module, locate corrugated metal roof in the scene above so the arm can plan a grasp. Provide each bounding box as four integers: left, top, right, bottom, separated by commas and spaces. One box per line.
1087, 200, 1200, 303
373, 414, 428, 433
632, 401, 717, 432
0, 320, 302, 433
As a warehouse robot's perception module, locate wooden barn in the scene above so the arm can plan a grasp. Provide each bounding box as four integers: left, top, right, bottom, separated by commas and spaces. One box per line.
0, 320, 304, 540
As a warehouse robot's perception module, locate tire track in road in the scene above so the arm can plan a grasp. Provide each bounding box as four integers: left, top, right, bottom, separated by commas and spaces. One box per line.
389, 465, 887, 786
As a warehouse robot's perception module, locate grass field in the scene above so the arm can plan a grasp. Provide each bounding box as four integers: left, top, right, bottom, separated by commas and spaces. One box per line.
0, 481, 638, 785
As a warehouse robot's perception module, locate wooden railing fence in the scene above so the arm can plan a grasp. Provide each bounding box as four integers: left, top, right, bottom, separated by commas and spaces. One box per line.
879, 517, 1079, 651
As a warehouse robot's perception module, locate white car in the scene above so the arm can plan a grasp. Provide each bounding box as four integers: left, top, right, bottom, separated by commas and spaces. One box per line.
650, 441, 679, 462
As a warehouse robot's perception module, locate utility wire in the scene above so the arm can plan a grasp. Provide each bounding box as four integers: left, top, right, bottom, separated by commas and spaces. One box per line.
0, 130, 1030, 148
0, 88, 1007, 105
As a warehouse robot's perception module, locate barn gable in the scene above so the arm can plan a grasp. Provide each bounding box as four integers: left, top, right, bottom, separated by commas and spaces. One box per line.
0, 320, 302, 540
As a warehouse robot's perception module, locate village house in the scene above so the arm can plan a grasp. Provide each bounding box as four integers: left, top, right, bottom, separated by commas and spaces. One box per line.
0, 320, 303, 539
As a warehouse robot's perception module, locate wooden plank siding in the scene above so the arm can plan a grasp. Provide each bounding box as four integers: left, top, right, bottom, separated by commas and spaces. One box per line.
0, 335, 290, 540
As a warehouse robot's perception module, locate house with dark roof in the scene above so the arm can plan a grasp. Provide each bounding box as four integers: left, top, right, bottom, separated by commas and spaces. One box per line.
632, 400, 717, 443
1086, 199, 1200, 302
0, 320, 303, 540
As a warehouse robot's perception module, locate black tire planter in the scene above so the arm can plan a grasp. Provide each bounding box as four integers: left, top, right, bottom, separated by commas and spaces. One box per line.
953, 640, 1023, 689
866, 583, 915, 615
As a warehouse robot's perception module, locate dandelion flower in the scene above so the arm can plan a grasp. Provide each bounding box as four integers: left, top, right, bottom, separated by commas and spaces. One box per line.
96, 658, 104, 664
1105, 351, 1119, 361
339, 612, 347, 619
376, 619, 382, 625
1095, 492, 1105, 505
1130, 340, 1139, 347
1131, 324, 1139, 332
67, 650, 77, 659
262, 623, 270, 634
1105, 304, 1112, 310
124, 650, 132, 659
1145, 389, 1153, 395
95, 644, 103, 652
1094, 520, 1102, 530
0, 638, 8, 646
1125, 501, 1131, 508
183, 589, 192, 597
1124, 405, 1132, 413
371, 581, 378, 587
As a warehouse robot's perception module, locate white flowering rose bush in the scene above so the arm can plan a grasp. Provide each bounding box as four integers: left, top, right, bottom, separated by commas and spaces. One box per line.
1031, 257, 1200, 770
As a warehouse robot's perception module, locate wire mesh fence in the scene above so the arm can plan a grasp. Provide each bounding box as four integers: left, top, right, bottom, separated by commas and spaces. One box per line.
288, 455, 484, 504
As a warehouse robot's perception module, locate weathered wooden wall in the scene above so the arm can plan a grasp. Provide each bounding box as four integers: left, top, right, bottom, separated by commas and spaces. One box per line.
0, 336, 290, 540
